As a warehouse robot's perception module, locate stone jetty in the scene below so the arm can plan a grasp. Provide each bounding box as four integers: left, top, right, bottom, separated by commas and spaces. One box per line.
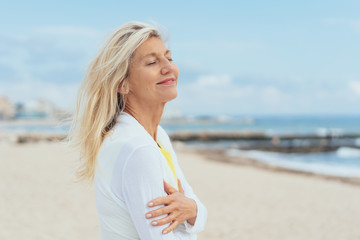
1, 131, 359, 153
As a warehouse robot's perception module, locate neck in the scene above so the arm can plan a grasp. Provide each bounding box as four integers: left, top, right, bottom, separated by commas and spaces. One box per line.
124, 101, 165, 141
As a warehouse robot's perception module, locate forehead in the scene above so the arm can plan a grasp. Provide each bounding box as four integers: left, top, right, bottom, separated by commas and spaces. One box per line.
132, 37, 169, 60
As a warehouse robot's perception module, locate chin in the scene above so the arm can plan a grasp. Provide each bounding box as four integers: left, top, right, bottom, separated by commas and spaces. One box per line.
162, 91, 178, 103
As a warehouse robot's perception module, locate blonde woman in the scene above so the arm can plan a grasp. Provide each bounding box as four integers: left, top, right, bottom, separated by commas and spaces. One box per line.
69, 22, 207, 239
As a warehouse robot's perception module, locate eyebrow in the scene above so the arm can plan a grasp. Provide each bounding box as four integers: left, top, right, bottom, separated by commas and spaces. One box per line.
142, 50, 171, 59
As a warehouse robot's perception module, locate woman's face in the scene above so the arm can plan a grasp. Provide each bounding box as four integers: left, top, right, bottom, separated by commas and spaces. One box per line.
126, 37, 179, 106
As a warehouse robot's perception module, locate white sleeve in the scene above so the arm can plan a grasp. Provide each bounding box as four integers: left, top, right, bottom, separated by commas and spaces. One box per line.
157, 125, 207, 234
112, 145, 176, 240
173, 154, 208, 234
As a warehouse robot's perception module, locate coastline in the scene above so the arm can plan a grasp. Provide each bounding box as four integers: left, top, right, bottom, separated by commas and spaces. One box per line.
1, 130, 359, 181
181, 143, 360, 187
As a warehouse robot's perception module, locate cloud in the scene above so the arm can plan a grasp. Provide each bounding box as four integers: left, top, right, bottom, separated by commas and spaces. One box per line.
172, 74, 291, 115
167, 74, 360, 116
323, 18, 360, 32
1, 24, 359, 115
348, 80, 360, 95
0, 79, 80, 110
0, 25, 105, 109
194, 75, 232, 87
0, 25, 103, 82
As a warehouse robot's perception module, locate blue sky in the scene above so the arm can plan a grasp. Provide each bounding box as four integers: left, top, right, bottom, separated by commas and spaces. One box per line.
0, 0, 359, 116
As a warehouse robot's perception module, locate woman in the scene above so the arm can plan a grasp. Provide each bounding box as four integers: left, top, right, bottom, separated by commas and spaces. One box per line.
69, 22, 207, 239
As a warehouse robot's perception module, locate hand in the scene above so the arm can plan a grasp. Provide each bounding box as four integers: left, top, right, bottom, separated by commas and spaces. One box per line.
145, 180, 197, 234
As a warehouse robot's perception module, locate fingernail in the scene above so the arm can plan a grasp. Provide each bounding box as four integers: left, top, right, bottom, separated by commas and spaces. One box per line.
163, 230, 168, 234
148, 202, 154, 207
146, 213, 152, 218
151, 221, 158, 226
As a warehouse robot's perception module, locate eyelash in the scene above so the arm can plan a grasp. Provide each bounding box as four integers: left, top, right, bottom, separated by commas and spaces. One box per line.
147, 58, 173, 65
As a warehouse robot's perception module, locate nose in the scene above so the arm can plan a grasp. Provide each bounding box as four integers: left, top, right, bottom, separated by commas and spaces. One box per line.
160, 58, 175, 75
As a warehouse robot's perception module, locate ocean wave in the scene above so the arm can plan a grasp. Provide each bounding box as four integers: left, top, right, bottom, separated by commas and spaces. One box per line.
336, 147, 360, 158
316, 128, 344, 137
227, 148, 360, 177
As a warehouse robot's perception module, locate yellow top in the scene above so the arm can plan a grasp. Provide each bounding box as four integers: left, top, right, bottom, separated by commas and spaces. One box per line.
157, 142, 178, 190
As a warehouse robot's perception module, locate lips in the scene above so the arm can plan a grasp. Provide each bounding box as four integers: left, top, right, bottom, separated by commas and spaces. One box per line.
157, 78, 175, 85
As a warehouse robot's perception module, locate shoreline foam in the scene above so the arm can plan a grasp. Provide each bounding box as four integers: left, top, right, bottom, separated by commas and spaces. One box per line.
183, 143, 360, 187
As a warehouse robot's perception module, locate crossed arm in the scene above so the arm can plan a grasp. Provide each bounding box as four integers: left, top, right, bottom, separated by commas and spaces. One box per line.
146, 180, 198, 234
115, 145, 207, 239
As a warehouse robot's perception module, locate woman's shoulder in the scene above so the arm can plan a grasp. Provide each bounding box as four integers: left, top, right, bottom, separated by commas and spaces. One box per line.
102, 125, 154, 154
103, 113, 147, 144
115, 138, 164, 179
99, 115, 154, 161
98, 125, 159, 178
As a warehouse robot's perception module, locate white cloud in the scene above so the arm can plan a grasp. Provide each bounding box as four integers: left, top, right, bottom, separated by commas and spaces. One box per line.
174, 74, 292, 115
1, 25, 360, 115
179, 60, 207, 73
261, 86, 282, 104
348, 80, 360, 95
0, 25, 102, 85
170, 74, 360, 115
0, 25, 104, 109
194, 75, 232, 87
0, 79, 80, 110
0, 25, 103, 62
323, 18, 360, 32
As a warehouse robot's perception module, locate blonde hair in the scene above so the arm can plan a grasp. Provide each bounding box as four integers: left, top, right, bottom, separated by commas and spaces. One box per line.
68, 22, 161, 181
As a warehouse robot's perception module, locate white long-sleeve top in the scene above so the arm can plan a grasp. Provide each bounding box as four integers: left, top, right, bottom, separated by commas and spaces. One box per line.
95, 112, 207, 240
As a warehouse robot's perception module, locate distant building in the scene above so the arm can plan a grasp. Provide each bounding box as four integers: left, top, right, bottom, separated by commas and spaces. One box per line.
0, 96, 71, 120
0, 97, 16, 120
16, 99, 57, 119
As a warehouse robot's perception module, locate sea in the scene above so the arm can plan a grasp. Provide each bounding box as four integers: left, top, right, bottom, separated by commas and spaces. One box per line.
1, 115, 360, 178
161, 115, 360, 178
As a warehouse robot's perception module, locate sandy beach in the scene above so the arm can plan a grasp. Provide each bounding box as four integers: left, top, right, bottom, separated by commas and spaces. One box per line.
1, 142, 360, 240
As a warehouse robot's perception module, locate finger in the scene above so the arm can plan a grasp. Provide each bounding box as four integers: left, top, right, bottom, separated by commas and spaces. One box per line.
150, 213, 177, 226
177, 179, 184, 194
163, 180, 178, 195
162, 220, 180, 235
145, 205, 172, 219
148, 195, 172, 208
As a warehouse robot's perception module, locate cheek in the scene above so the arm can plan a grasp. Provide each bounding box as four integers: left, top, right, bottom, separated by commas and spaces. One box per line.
128, 69, 147, 89
130, 74, 155, 94
173, 64, 179, 76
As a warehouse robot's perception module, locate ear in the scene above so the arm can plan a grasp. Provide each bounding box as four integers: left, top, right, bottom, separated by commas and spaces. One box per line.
118, 83, 129, 95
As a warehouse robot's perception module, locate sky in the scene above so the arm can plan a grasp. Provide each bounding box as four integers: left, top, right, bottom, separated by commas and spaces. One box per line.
0, 0, 359, 117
